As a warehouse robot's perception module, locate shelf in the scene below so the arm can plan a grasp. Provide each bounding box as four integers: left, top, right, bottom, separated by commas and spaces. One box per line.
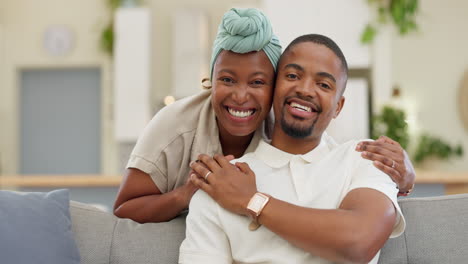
2, 170, 468, 188
0, 175, 122, 188
415, 170, 468, 184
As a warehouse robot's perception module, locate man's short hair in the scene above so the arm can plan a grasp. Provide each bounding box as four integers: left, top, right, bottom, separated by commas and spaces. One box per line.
279, 34, 348, 94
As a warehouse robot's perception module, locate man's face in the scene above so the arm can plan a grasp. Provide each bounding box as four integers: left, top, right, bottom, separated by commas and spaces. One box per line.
211, 50, 275, 137
273, 42, 346, 140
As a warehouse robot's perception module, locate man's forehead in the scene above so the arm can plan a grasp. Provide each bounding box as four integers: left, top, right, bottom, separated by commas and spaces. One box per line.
279, 42, 344, 75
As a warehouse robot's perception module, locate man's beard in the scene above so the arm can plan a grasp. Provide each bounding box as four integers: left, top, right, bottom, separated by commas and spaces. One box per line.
280, 95, 321, 139
280, 114, 319, 139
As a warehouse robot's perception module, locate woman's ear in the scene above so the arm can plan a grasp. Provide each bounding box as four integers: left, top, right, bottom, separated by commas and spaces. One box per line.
201, 78, 212, 89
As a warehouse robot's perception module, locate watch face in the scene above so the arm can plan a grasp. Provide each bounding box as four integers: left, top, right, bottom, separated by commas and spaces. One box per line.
247, 193, 268, 212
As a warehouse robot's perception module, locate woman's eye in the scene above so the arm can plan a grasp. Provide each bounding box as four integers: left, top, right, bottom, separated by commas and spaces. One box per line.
221, 77, 234, 83
286, 73, 298, 80
251, 80, 265, 86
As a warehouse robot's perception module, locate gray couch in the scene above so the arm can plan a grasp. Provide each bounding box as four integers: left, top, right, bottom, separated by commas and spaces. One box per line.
71, 194, 468, 264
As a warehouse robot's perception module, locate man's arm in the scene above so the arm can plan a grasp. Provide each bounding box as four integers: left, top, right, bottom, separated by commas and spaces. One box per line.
190, 154, 400, 263
257, 188, 396, 263
113, 168, 197, 223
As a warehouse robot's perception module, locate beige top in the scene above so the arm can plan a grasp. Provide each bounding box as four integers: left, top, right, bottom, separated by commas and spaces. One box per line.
127, 89, 271, 193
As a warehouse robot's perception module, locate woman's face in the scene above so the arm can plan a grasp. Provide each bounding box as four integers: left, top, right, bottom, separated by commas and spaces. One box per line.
211, 50, 275, 137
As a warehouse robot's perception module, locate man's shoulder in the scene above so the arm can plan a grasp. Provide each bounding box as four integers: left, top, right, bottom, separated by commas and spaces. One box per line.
327, 138, 372, 159
233, 151, 257, 162
190, 189, 219, 216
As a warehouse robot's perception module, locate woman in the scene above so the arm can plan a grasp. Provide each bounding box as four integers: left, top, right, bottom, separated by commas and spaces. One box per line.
113, 8, 415, 223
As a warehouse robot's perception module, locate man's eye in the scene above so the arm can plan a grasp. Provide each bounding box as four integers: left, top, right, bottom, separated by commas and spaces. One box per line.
318, 83, 331, 89
286, 73, 298, 80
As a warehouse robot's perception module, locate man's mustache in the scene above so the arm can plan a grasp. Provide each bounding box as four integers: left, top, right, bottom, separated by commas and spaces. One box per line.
283, 95, 322, 113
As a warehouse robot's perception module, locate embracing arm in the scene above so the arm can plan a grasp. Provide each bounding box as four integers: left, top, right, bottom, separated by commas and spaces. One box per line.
113, 168, 197, 223
356, 136, 416, 194
257, 188, 396, 263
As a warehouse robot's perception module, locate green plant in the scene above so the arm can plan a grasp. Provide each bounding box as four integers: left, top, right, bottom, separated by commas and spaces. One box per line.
100, 0, 145, 56
372, 105, 464, 165
100, 0, 120, 56
371, 105, 409, 149
362, 0, 419, 44
413, 134, 464, 165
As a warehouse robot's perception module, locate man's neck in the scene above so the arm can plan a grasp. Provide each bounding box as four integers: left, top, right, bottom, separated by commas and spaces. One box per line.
270, 125, 322, 155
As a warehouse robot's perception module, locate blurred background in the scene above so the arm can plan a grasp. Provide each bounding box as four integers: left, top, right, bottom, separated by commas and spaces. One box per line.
1, 0, 467, 210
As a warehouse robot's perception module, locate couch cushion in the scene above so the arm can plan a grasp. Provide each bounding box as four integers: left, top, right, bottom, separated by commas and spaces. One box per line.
0, 189, 81, 264
70, 201, 117, 264
110, 212, 187, 264
379, 194, 468, 264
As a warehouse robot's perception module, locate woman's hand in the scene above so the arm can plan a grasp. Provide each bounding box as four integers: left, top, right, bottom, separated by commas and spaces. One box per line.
356, 136, 416, 195
189, 154, 257, 216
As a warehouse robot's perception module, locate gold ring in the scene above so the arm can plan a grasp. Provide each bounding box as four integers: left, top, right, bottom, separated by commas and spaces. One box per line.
204, 171, 212, 180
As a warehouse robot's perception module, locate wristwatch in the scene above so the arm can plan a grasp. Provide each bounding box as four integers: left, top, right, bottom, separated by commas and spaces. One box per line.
246, 192, 271, 231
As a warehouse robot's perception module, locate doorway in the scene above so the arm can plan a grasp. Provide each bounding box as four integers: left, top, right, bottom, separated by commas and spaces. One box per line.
20, 68, 101, 174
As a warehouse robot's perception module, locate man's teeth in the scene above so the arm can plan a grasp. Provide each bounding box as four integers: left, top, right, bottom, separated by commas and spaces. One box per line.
228, 108, 254, 118
290, 102, 311, 112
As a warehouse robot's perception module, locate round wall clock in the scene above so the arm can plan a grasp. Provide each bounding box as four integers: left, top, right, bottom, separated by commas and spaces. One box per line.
459, 69, 468, 132
43, 25, 75, 56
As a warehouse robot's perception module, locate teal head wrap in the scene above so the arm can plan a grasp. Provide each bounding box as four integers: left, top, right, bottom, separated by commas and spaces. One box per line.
209, 8, 282, 79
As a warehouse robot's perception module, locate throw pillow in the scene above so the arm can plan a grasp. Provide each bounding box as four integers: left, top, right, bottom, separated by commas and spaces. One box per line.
0, 189, 81, 264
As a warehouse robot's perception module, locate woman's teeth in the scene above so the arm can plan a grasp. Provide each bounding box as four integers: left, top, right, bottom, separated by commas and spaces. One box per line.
228, 108, 254, 118
290, 102, 311, 112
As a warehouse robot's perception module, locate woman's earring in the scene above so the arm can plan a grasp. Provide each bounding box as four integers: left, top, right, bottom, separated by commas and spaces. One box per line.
201, 78, 212, 89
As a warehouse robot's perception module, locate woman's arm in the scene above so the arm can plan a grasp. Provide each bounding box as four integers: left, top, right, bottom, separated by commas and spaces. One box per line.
113, 168, 198, 223
356, 136, 416, 194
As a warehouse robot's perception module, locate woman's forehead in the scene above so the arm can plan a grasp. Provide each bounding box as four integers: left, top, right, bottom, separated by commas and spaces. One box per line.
214, 50, 274, 74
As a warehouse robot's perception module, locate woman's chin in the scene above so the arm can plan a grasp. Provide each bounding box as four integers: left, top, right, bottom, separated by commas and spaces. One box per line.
224, 125, 257, 138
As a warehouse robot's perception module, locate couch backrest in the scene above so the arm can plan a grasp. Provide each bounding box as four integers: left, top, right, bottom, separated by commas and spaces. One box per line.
70, 201, 186, 264
71, 194, 468, 264
379, 194, 468, 264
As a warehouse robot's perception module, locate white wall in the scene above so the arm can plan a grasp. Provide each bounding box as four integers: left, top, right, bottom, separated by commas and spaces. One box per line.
0, 0, 115, 174
114, 8, 152, 142
391, 0, 468, 170
171, 9, 210, 99
262, 0, 371, 68
0, 2, 5, 174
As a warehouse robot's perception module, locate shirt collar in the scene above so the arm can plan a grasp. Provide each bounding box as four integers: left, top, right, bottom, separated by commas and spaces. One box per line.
254, 133, 334, 168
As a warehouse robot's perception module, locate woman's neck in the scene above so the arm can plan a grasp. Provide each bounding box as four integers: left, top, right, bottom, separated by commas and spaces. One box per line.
218, 125, 255, 159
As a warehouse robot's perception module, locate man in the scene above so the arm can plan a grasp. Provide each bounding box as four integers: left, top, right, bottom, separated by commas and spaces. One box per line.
179, 34, 405, 264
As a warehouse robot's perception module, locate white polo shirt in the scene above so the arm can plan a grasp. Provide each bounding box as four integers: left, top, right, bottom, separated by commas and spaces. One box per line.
179, 135, 406, 264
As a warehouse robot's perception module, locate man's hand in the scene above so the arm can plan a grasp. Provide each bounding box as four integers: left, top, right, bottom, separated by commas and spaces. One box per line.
356, 136, 416, 193
189, 154, 257, 216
